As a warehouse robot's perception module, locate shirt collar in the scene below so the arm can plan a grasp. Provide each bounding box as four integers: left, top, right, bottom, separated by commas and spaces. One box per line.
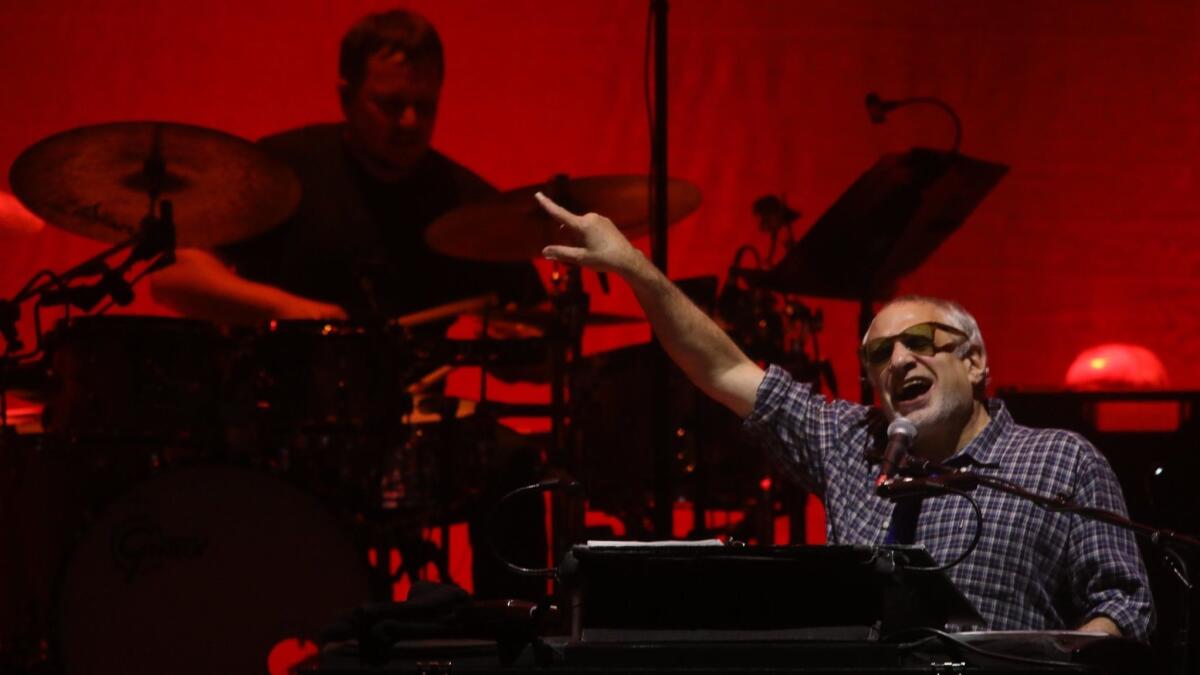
943, 399, 1012, 469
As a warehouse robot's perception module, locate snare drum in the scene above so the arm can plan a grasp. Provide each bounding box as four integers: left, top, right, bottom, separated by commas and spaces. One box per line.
55, 464, 369, 675
244, 321, 416, 515
249, 320, 413, 434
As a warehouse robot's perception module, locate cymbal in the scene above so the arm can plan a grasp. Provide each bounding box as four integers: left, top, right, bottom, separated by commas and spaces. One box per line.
8, 121, 300, 247
426, 174, 702, 261
0, 190, 45, 237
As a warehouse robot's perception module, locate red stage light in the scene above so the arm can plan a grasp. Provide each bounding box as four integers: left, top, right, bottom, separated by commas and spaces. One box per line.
1064, 343, 1168, 390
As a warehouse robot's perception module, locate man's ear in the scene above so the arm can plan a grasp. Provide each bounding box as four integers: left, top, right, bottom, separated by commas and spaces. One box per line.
964, 346, 988, 387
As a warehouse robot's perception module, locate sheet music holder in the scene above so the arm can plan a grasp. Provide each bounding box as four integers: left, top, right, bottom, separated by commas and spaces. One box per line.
560, 544, 984, 643
749, 148, 1008, 300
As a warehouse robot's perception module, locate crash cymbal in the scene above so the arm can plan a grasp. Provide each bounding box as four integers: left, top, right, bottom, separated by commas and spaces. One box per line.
9, 121, 300, 247
426, 174, 702, 261
0, 190, 45, 238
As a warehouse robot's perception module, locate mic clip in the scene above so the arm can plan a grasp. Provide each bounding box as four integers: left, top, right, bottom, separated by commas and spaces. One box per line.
876, 465, 980, 500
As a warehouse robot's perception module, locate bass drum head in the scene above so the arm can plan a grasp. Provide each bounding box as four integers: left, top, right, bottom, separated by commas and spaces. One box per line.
57, 464, 368, 675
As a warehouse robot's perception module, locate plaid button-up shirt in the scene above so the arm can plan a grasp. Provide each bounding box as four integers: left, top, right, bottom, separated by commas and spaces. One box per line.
744, 365, 1154, 641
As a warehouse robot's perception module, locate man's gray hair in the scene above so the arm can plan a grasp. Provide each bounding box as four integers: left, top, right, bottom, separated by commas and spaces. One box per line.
867, 294, 990, 390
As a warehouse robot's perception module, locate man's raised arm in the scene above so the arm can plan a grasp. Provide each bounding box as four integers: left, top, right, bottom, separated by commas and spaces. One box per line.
535, 192, 764, 418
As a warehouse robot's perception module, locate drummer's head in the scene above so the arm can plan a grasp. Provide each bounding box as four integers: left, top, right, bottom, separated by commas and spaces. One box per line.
338, 9, 444, 177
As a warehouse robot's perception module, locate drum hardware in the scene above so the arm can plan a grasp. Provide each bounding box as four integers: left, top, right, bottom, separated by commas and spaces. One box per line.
425, 172, 701, 556
751, 193, 800, 267
588, 196, 818, 545
0, 121, 313, 671
460, 301, 644, 330
719, 195, 836, 396
419, 335, 551, 371
1, 120, 300, 435
0, 185, 177, 445
4, 136, 720, 659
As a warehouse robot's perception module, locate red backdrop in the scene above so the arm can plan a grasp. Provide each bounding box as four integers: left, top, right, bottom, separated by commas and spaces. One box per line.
2, 0, 1198, 396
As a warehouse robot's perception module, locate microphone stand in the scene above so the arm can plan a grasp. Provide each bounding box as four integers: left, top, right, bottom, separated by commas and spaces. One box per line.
648, 0, 673, 539
879, 459, 1198, 675
865, 92, 963, 154
856, 91, 965, 405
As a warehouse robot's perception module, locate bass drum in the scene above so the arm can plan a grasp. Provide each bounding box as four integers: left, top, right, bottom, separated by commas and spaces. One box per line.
56, 464, 369, 675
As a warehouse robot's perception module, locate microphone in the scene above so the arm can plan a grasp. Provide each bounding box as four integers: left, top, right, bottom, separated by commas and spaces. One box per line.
865, 92, 896, 123
875, 416, 917, 489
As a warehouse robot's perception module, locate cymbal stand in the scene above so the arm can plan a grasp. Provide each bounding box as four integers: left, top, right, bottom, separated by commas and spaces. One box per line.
0, 200, 176, 434
0, 121, 178, 368
545, 262, 588, 557
541, 172, 592, 558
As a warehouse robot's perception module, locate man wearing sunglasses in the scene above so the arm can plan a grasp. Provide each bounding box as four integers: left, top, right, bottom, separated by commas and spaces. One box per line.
534, 193, 1153, 642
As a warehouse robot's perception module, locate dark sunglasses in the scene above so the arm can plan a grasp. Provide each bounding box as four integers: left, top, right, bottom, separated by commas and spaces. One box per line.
859, 321, 969, 367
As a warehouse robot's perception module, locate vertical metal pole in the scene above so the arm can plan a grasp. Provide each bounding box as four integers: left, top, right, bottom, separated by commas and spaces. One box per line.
649, 0, 673, 537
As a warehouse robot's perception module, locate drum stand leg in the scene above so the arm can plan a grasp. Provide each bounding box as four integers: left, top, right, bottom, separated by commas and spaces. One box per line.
364, 524, 454, 602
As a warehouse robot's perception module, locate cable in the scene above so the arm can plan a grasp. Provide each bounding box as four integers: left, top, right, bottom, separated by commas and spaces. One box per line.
487, 478, 582, 578
896, 486, 983, 574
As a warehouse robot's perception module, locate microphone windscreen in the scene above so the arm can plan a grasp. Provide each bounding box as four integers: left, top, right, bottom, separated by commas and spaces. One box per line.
865, 92, 887, 123
887, 416, 917, 440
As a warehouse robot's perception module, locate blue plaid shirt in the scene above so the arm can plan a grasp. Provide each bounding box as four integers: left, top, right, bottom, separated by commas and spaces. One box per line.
744, 365, 1154, 641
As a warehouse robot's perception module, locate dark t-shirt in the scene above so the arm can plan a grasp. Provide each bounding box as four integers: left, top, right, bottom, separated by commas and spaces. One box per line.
219, 123, 544, 319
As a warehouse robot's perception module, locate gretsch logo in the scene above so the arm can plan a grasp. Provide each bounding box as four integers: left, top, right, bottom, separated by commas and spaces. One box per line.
111, 515, 208, 582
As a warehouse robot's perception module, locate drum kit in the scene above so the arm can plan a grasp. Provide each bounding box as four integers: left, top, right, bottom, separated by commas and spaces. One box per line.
0, 121, 725, 674
0, 114, 1000, 674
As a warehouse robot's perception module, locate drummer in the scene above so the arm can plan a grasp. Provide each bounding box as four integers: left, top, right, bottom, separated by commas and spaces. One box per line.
149, 8, 543, 323
149, 8, 546, 600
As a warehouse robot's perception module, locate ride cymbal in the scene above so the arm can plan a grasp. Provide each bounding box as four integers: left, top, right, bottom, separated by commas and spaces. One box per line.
9, 121, 300, 247
426, 174, 701, 261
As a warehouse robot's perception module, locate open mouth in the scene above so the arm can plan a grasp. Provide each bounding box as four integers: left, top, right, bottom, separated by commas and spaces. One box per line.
894, 377, 933, 404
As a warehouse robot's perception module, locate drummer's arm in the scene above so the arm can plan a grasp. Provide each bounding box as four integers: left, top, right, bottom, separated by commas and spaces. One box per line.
535, 193, 764, 418
149, 248, 347, 323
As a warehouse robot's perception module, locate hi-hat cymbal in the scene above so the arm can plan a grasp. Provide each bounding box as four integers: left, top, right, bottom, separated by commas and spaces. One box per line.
426, 174, 702, 261
0, 190, 45, 238
8, 121, 300, 247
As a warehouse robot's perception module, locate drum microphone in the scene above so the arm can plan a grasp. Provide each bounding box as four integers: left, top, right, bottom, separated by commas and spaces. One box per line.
875, 416, 917, 490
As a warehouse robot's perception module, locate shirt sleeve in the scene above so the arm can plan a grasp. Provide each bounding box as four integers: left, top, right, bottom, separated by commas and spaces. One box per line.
741, 364, 868, 498
1064, 435, 1155, 642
